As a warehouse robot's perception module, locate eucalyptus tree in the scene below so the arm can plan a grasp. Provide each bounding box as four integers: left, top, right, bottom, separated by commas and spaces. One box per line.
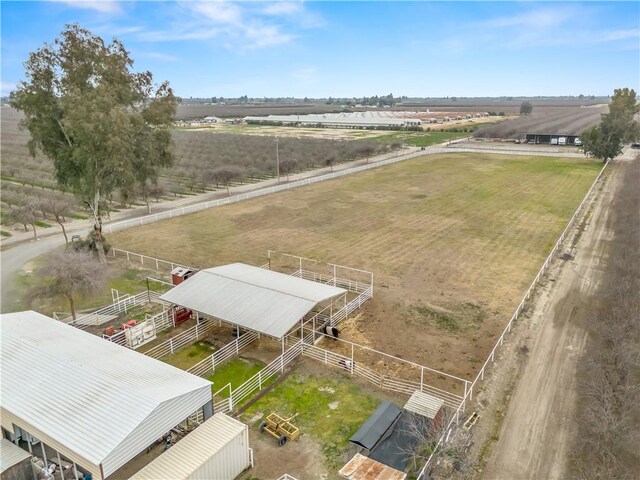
10, 25, 178, 263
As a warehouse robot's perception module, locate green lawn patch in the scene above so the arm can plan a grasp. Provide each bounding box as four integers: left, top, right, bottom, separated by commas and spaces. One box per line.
1, 230, 11, 237
162, 341, 217, 370
208, 357, 266, 396
241, 372, 380, 470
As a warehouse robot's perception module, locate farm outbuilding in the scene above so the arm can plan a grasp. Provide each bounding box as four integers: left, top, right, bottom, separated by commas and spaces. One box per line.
129, 413, 251, 480
0, 311, 213, 480
1, 438, 34, 480
159, 263, 347, 339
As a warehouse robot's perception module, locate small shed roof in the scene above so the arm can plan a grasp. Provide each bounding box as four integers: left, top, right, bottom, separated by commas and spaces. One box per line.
160, 263, 346, 338
0, 311, 212, 480
404, 391, 444, 419
339, 453, 406, 480
129, 413, 249, 479
349, 402, 401, 451
0, 439, 32, 473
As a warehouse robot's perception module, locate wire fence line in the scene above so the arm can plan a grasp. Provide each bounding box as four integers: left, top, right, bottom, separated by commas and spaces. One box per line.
110, 247, 196, 273
102, 149, 426, 235
415, 160, 610, 479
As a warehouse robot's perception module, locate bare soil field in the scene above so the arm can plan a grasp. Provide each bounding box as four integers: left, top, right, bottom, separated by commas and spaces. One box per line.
110, 152, 601, 391
474, 105, 607, 138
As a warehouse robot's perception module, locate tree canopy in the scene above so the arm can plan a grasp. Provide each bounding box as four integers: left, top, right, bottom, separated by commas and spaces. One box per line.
581, 88, 639, 162
10, 25, 178, 262
519, 101, 533, 115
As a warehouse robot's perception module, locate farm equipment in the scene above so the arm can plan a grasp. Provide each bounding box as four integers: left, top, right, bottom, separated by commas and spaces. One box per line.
259, 412, 300, 446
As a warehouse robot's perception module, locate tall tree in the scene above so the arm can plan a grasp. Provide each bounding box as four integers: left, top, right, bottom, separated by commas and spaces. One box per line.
10, 25, 178, 263
581, 88, 639, 162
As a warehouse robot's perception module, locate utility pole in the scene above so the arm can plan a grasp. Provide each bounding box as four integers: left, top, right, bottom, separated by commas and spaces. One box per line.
275, 137, 280, 182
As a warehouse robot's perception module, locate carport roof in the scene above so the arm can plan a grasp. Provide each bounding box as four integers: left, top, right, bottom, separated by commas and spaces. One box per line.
159, 263, 346, 339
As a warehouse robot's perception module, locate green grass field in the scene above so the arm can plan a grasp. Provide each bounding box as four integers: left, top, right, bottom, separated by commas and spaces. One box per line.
373, 130, 471, 146
110, 152, 602, 381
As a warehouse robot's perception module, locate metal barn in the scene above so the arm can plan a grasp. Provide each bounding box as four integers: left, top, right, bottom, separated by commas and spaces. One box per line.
0, 311, 213, 480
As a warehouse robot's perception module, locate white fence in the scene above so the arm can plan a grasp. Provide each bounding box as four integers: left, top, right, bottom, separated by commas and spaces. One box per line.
302, 343, 463, 409
54, 291, 162, 328
103, 149, 427, 235
213, 341, 304, 414
187, 331, 260, 377
415, 160, 610, 479
143, 317, 218, 359
102, 308, 173, 348
111, 247, 196, 273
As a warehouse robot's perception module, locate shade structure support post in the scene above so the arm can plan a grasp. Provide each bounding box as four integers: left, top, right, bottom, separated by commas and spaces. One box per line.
57, 451, 64, 480
281, 338, 285, 372
41, 442, 48, 469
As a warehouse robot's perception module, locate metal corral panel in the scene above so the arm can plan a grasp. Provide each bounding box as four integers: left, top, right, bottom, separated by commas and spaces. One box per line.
160, 263, 346, 338
339, 453, 406, 480
129, 413, 250, 480
0, 311, 212, 480
404, 391, 444, 419
0, 438, 32, 473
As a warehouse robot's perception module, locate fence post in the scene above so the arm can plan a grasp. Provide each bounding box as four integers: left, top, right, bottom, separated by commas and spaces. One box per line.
211, 355, 215, 374
236, 337, 240, 354
170, 338, 174, 354
420, 367, 424, 392
350, 344, 354, 375
259, 371, 262, 391
196, 323, 199, 340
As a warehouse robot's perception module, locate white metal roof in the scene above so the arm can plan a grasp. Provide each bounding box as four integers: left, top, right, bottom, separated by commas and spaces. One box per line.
404, 390, 445, 419
0, 311, 213, 480
0, 439, 32, 473
160, 263, 346, 338
129, 413, 249, 479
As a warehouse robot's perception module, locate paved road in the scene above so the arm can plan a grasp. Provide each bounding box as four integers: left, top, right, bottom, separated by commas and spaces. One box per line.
483, 161, 620, 479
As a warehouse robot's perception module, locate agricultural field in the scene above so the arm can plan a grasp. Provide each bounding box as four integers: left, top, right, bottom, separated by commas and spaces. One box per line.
109, 152, 602, 386
0, 106, 394, 233
474, 105, 607, 138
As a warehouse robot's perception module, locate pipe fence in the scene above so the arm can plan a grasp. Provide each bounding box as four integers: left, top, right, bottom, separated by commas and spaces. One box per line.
415, 160, 610, 479
142, 317, 218, 359
187, 331, 260, 377
111, 248, 196, 273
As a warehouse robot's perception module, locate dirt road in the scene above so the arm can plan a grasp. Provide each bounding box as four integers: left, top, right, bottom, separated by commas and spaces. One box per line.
482, 164, 620, 479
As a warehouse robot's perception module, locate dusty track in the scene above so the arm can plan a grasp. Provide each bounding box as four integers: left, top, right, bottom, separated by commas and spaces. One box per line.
481, 162, 620, 479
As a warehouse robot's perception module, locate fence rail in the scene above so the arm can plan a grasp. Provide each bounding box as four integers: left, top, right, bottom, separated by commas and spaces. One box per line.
103, 149, 427, 235
55, 291, 162, 328
213, 341, 304, 414
143, 317, 218, 359
187, 331, 260, 377
111, 248, 196, 273
302, 344, 462, 409
416, 160, 610, 479
101, 308, 173, 348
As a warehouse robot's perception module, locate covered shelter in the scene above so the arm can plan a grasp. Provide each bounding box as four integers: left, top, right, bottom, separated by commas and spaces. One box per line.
0, 311, 213, 480
159, 263, 347, 339
1, 438, 34, 480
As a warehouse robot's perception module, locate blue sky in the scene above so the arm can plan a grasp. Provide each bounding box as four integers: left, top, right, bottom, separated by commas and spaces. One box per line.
2, 1, 639, 98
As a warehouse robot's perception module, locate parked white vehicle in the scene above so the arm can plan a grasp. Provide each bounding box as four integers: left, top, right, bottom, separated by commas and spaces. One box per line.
574, 137, 582, 146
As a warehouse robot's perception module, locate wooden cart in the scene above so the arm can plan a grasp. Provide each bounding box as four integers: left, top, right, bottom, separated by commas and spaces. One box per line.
259, 412, 300, 446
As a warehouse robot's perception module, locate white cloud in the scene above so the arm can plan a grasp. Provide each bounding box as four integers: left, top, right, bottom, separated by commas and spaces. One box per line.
262, 2, 303, 16
57, 0, 122, 14
138, 51, 180, 62
483, 6, 577, 29
140, 1, 321, 50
